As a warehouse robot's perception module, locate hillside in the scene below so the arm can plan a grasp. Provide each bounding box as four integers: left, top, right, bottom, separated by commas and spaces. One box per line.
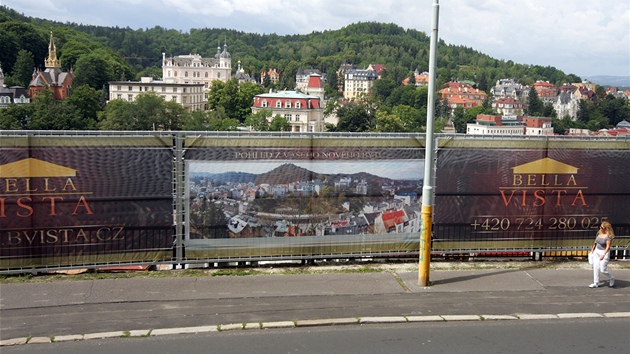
0, 6, 581, 92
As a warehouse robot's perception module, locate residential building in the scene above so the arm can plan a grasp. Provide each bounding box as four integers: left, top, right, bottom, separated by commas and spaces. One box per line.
251, 90, 324, 132
343, 68, 378, 100
402, 69, 429, 86
531, 81, 558, 103
493, 97, 524, 115
0, 65, 30, 108
440, 81, 487, 110
367, 64, 386, 79
490, 78, 526, 100
553, 89, 580, 120
232, 61, 256, 84
336, 59, 356, 93
296, 69, 326, 92
161, 42, 231, 94
29, 32, 73, 100
261, 68, 280, 85
108, 77, 205, 111
466, 114, 553, 136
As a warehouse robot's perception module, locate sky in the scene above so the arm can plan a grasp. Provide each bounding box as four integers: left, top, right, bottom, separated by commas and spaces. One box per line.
189, 160, 424, 180
1, 0, 629, 78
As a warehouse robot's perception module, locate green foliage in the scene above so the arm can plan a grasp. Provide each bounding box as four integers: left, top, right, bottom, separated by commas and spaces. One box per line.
9, 49, 34, 87
269, 114, 291, 131
244, 109, 271, 131
335, 102, 375, 132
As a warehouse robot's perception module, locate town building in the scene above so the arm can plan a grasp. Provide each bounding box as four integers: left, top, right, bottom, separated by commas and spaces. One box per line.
343, 68, 378, 100
402, 69, 429, 86
466, 114, 553, 136
261, 68, 280, 85
232, 61, 256, 84
161, 42, 231, 95
0, 65, 30, 108
108, 77, 205, 111
336, 59, 356, 93
490, 78, 526, 100
531, 80, 558, 103
251, 90, 324, 132
296, 69, 326, 92
440, 81, 487, 110
493, 97, 524, 115
29, 32, 73, 100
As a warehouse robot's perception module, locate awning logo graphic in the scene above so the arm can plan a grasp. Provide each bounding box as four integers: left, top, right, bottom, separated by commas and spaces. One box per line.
500, 157, 587, 207
0, 158, 93, 218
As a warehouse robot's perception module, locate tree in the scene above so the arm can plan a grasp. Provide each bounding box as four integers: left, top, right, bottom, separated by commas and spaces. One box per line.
451, 106, 467, 133
9, 49, 34, 87
0, 103, 33, 129
336, 102, 374, 132
269, 114, 291, 131
207, 107, 239, 131
526, 86, 543, 116
28, 88, 92, 130
73, 53, 113, 90
65, 84, 101, 125
244, 109, 271, 131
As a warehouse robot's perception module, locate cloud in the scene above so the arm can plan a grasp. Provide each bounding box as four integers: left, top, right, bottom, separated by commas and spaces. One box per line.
2, 0, 628, 77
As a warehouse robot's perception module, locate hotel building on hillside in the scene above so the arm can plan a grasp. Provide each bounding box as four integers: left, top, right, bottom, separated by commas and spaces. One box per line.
108, 77, 205, 111
467, 114, 554, 136
251, 89, 324, 133
162, 42, 232, 95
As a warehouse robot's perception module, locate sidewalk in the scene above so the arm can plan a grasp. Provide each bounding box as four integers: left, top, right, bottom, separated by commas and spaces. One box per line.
1, 261, 629, 346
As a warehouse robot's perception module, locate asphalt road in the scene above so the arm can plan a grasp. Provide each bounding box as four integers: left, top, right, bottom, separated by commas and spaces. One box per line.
3, 318, 628, 354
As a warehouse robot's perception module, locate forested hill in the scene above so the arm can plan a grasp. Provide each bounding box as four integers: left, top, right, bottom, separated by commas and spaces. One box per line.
0, 5, 580, 92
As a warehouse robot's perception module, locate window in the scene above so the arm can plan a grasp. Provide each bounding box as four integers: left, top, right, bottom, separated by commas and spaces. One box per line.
128, 94, 133, 101
117, 94, 122, 100
217, 73, 221, 79
276, 101, 282, 108
173, 87, 178, 93
262, 100, 268, 107
285, 114, 292, 121
295, 115, 300, 122
285, 100, 291, 108
117, 86, 121, 91
128, 86, 133, 91
183, 97, 187, 104
295, 101, 301, 108
172, 96, 177, 102
185, 71, 189, 77
183, 88, 187, 93
205, 72, 208, 78
162, 87, 166, 92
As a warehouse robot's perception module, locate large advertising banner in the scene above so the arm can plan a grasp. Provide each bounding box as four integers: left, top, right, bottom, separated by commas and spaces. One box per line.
184, 134, 425, 260
0, 134, 174, 270
433, 138, 630, 252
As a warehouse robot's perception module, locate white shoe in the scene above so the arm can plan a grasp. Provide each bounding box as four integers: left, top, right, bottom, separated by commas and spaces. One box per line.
609, 278, 615, 287
589, 283, 598, 288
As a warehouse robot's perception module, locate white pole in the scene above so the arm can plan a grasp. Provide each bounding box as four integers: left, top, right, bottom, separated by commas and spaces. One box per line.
419, 0, 439, 286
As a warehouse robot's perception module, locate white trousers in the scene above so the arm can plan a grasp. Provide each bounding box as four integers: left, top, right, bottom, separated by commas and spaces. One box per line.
592, 248, 613, 284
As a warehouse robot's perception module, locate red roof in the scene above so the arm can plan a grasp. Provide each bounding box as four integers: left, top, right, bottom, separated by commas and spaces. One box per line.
307, 74, 323, 89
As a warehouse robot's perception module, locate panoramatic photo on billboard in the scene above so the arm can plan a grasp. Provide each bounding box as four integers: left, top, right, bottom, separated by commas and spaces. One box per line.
0, 135, 175, 270
184, 135, 425, 260
433, 138, 630, 253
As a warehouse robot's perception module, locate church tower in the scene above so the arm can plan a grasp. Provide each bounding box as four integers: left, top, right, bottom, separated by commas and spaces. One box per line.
44, 31, 61, 69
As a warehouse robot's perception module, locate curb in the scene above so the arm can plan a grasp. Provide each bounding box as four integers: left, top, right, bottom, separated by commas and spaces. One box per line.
2, 312, 629, 347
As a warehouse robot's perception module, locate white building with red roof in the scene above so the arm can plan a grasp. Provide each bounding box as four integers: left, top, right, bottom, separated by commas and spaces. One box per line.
251, 90, 324, 132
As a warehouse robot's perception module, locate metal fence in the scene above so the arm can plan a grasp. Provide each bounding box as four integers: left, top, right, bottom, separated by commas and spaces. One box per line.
1, 131, 628, 273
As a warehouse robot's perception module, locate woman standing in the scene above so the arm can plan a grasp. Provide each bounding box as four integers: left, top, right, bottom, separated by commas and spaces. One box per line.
589, 221, 616, 288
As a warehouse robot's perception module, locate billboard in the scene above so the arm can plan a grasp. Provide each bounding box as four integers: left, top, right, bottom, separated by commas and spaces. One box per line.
183, 134, 425, 260
433, 138, 630, 252
0, 134, 174, 269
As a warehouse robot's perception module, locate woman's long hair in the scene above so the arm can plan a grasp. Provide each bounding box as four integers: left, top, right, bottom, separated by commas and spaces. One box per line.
599, 221, 615, 239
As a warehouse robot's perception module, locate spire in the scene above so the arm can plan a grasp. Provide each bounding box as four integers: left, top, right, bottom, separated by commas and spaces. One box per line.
44, 31, 61, 69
